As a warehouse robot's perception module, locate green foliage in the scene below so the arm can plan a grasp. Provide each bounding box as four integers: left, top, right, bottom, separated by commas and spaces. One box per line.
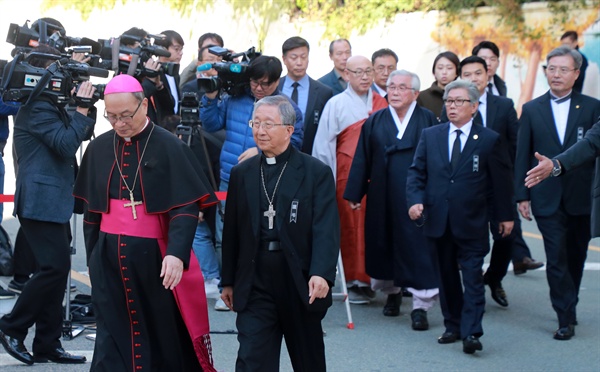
41, 0, 121, 20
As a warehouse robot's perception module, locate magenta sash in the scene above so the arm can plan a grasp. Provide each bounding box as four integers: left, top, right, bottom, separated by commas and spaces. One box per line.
100, 199, 216, 371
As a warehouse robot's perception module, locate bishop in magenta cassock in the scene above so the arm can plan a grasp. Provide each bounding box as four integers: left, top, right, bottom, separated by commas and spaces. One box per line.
73, 74, 218, 371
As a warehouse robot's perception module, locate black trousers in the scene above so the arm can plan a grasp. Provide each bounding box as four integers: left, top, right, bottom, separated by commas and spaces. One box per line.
0, 217, 71, 353
12, 227, 38, 283
535, 205, 590, 328
235, 250, 326, 372
486, 206, 533, 282
435, 227, 489, 339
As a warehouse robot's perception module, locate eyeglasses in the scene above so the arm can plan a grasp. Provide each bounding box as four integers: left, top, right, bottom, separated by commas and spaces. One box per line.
375, 66, 395, 73
250, 79, 274, 90
443, 99, 471, 107
346, 68, 374, 77
387, 85, 414, 93
546, 66, 577, 75
249, 120, 289, 130
104, 100, 143, 124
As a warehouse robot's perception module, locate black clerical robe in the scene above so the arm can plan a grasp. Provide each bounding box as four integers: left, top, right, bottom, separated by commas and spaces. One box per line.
74, 122, 217, 371
344, 106, 439, 289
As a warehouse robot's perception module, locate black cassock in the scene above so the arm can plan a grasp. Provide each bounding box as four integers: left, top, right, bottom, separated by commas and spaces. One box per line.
74, 123, 217, 371
344, 106, 439, 289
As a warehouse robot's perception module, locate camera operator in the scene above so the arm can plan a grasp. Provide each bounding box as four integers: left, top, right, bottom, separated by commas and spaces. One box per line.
155, 30, 184, 117
120, 27, 174, 127
200, 55, 303, 310
0, 44, 94, 366
181, 43, 223, 99
179, 32, 224, 88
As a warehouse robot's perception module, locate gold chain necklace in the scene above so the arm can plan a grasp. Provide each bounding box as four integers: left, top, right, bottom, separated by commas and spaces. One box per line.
112, 124, 155, 219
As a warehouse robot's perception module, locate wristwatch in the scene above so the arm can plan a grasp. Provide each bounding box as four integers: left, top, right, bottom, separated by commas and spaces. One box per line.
551, 159, 562, 177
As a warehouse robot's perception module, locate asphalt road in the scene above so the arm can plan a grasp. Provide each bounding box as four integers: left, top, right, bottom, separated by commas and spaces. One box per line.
0, 214, 599, 371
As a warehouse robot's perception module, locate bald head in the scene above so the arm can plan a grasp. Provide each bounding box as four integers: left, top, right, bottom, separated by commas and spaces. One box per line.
344, 56, 373, 96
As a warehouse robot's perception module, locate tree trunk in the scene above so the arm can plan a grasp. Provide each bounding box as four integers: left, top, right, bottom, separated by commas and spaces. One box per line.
517, 42, 542, 117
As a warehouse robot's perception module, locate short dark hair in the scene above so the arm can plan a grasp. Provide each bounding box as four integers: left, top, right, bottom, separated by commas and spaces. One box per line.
248, 55, 282, 84
459, 56, 487, 75
197, 33, 224, 50
432, 51, 460, 75
472, 41, 500, 58
28, 44, 61, 68
561, 30, 578, 41
328, 39, 351, 55
282, 36, 310, 56
371, 48, 398, 64
155, 30, 184, 49
121, 27, 147, 46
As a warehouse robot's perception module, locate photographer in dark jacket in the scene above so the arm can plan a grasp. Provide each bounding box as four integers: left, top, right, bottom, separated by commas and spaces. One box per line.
120, 27, 174, 127
0, 45, 95, 365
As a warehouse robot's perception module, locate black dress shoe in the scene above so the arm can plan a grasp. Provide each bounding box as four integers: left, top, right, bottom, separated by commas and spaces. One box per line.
513, 257, 544, 275
553, 325, 575, 341
411, 309, 429, 331
463, 335, 483, 354
383, 293, 401, 317
484, 277, 508, 307
34, 347, 87, 364
438, 331, 460, 344
0, 329, 34, 365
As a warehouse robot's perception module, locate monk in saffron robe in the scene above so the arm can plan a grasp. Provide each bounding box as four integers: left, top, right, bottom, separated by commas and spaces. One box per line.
312, 55, 387, 304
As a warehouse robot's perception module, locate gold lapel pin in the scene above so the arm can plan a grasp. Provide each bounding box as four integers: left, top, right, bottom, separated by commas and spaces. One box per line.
473, 134, 479, 140
576, 105, 580, 109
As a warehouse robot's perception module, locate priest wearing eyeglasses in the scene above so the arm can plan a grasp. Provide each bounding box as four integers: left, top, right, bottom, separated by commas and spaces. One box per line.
221, 95, 339, 371
73, 74, 218, 371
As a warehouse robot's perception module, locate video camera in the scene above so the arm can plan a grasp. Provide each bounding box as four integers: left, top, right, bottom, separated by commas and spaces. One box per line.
195, 46, 261, 97
1, 51, 109, 106
90, 34, 177, 78
6, 20, 101, 56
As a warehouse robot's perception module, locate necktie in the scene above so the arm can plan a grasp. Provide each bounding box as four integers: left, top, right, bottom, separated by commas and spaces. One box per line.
451, 129, 462, 171
487, 83, 494, 95
291, 82, 299, 104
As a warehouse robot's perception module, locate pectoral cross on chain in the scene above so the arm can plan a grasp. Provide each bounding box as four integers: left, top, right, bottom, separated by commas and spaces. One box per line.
263, 203, 276, 229
123, 191, 143, 220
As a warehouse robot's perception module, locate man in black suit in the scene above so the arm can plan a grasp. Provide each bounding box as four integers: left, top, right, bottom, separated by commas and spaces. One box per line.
221, 95, 339, 371
318, 39, 352, 96
525, 116, 600, 237
442, 56, 542, 308
472, 41, 507, 97
407, 80, 514, 354
561, 31, 588, 93
515, 46, 600, 341
155, 30, 184, 122
279, 36, 333, 154
370, 48, 398, 98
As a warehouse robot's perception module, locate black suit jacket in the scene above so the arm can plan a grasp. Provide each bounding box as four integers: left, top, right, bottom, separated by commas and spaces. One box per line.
441, 94, 518, 164
556, 116, 600, 237
221, 147, 340, 312
515, 91, 600, 217
278, 76, 333, 154
318, 69, 345, 96
406, 123, 513, 240
493, 74, 507, 97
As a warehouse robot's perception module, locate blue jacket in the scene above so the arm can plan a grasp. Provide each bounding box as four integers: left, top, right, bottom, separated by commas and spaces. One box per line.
0, 97, 20, 149
200, 88, 303, 183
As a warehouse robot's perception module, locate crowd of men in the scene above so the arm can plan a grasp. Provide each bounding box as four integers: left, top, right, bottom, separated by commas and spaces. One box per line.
0, 20, 598, 369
